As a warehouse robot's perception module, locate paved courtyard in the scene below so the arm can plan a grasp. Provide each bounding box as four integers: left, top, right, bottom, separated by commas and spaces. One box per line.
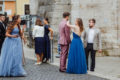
1, 46, 120, 80
0, 59, 109, 80
23, 46, 120, 80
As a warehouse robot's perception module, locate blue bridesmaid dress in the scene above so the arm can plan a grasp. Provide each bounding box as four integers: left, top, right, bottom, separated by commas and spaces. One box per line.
0, 27, 26, 77
66, 32, 87, 74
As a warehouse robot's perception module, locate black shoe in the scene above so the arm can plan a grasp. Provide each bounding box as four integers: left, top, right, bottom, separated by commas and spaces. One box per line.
56, 54, 60, 58
90, 69, 94, 72
87, 68, 89, 71
59, 69, 66, 72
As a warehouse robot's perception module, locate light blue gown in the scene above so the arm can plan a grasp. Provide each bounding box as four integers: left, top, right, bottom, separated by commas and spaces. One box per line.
0, 27, 26, 77
66, 32, 87, 74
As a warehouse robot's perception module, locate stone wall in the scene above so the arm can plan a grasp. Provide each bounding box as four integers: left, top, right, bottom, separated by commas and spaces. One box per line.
71, 0, 120, 56
30, 0, 71, 36
30, 0, 120, 56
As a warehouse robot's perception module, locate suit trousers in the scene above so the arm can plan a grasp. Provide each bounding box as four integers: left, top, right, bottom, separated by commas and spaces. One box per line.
85, 43, 96, 70
60, 45, 69, 71
0, 40, 4, 55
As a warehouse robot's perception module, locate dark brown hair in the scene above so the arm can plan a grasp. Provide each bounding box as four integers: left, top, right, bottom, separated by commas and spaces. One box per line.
77, 18, 84, 32
0, 14, 4, 17
63, 12, 70, 18
44, 17, 49, 24
89, 18, 96, 24
7, 15, 22, 36
36, 18, 43, 26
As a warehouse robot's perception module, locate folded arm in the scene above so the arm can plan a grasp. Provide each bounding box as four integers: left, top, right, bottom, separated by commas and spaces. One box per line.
6, 31, 19, 38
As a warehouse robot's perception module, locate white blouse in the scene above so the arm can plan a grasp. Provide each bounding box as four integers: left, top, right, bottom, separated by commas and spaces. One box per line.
32, 25, 44, 38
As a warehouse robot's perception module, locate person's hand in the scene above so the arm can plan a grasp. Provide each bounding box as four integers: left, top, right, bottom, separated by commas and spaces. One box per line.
12, 35, 19, 38
50, 37, 53, 40
22, 35, 27, 44
23, 25, 27, 30
98, 50, 102, 53
23, 38, 27, 44
22, 25, 27, 32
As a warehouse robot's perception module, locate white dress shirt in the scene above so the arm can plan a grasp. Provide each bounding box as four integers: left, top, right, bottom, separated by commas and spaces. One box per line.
32, 25, 44, 38
88, 28, 95, 43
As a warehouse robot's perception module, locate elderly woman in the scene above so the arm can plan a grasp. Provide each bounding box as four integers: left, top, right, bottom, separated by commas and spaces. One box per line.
33, 18, 45, 65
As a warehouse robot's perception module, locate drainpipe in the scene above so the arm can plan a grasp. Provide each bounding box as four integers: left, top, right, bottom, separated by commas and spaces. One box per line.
15, 0, 17, 15
3, 0, 5, 14
116, 0, 119, 45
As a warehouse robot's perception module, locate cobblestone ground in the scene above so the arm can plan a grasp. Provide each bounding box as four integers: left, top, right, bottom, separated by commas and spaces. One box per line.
0, 59, 109, 80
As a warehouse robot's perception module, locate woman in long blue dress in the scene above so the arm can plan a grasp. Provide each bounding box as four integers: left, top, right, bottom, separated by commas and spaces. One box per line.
66, 18, 87, 74
0, 15, 26, 77
43, 18, 53, 63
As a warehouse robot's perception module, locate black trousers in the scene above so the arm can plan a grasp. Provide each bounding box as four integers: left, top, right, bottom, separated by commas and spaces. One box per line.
85, 43, 96, 70
0, 40, 4, 55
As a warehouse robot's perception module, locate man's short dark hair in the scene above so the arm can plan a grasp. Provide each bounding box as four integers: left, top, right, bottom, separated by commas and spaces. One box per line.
63, 12, 70, 18
89, 18, 96, 23
0, 14, 4, 17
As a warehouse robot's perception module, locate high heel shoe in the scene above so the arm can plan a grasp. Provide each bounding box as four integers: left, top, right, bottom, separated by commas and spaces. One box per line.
35, 62, 42, 65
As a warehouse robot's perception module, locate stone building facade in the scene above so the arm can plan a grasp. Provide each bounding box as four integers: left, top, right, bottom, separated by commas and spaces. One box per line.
30, 0, 120, 56
0, 0, 30, 19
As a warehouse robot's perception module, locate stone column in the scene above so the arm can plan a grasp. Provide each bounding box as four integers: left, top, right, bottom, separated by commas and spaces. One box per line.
50, 0, 71, 36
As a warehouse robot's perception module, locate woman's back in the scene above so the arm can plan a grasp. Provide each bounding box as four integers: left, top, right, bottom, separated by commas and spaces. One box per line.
67, 26, 87, 74
44, 25, 50, 36
33, 25, 44, 38
72, 26, 82, 37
